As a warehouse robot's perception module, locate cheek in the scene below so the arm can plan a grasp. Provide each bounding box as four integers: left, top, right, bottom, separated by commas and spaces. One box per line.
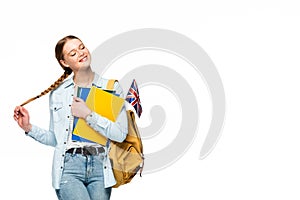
65, 57, 78, 66
86, 50, 91, 58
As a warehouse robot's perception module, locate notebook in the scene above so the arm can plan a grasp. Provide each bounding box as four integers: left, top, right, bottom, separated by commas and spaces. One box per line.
72, 86, 125, 145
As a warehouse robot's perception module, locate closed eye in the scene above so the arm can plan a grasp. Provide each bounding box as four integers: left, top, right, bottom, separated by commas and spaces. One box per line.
79, 44, 85, 50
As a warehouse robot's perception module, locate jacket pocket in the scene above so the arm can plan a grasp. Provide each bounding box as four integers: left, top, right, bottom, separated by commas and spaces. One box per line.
50, 102, 63, 123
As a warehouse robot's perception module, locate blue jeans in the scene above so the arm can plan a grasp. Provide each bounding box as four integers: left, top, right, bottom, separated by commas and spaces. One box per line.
55, 153, 111, 200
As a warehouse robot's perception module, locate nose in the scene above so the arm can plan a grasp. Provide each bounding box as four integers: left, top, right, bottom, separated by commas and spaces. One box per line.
78, 49, 85, 56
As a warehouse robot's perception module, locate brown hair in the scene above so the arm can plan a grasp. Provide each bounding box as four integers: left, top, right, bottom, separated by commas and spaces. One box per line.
20, 35, 80, 106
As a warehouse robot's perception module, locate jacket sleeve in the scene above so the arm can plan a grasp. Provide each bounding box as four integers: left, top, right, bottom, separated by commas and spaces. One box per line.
85, 81, 128, 143
25, 94, 57, 147
26, 125, 57, 147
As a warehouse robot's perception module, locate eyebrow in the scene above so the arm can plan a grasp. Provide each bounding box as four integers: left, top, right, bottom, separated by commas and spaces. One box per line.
66, 43, 84, 55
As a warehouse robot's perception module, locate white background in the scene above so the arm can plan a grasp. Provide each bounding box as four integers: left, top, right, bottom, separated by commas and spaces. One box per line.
1, 0, 300, 199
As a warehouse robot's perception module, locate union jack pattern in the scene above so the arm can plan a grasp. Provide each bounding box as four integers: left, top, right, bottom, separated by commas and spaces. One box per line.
126, 79, 142, 117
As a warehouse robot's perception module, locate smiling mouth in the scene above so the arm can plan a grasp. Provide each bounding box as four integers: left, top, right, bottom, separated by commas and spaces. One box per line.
79, 55, 88, 62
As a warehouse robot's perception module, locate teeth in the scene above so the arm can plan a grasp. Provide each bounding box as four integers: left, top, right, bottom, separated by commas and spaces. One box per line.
80, 56, 87, 62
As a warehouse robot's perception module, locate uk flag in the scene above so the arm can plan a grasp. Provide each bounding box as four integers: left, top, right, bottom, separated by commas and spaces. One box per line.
126, 79, 142, 117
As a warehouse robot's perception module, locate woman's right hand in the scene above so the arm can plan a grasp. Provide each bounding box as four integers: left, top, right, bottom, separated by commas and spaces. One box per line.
13, 106, 32, 132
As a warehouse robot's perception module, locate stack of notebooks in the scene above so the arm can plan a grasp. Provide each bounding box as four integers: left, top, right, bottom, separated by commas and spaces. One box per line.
72, 86, 124, 145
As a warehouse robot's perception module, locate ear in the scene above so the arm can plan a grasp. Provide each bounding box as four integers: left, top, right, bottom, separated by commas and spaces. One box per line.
60, 59, 69, 68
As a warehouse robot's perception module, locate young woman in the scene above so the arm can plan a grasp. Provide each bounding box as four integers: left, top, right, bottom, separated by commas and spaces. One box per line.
13, 35, 128, 200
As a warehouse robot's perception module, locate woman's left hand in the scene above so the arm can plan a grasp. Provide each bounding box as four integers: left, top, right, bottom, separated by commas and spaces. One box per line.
71, 97, 92, 119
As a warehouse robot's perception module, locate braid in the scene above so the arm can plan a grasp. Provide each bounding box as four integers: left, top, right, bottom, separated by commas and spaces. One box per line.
20, 71, 71, 106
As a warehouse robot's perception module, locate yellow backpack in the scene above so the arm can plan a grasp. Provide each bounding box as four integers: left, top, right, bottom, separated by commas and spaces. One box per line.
106, 79, 144, 188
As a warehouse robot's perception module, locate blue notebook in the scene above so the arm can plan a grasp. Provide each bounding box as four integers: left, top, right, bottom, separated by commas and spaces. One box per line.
72, 87, 95, 143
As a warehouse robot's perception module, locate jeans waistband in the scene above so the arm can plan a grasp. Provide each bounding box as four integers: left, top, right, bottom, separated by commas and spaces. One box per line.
66, 146, 105, 156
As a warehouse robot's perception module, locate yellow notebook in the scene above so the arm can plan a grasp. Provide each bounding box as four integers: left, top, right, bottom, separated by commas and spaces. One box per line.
73, 86, 125, 145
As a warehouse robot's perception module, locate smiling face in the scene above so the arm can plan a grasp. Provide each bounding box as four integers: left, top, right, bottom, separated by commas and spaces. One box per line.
60, 38, 91, 73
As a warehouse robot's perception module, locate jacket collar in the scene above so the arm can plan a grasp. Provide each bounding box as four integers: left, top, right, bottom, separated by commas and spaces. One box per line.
63, 72, 100, 89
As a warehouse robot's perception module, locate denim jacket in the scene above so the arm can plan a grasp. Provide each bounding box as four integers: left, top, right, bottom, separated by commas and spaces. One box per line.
27, 73, 128, 189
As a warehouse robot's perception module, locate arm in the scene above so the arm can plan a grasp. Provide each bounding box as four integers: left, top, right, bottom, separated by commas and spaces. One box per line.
87, 81, 128, 142
13, 105, 57, 147
85, 104, 128, 143
26, 124, 57, 147
72, 81, 128, 143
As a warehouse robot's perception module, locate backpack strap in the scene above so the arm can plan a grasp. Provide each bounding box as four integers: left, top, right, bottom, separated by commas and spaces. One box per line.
106, 79, 117, 91
105, 79, 118, 147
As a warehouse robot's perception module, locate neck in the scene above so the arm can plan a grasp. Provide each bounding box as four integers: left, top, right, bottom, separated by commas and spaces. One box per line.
73, 68, 95, 87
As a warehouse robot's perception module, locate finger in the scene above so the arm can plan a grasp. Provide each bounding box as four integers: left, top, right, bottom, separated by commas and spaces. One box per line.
14, 106, 21, 114
13, 111, 19, 118
13, 115, 21, 122
14, 110, 19, 116
73, 97, 84, 102
18, 108, 25, 116
14, 106, 20, 111
19, 107, 29, 117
